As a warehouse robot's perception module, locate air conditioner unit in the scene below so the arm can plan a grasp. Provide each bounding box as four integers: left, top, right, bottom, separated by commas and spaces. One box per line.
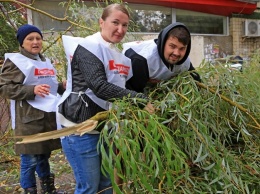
243, 19, 260, 37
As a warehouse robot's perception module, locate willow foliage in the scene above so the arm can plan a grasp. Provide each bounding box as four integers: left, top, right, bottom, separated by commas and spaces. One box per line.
99, 52, 260, 194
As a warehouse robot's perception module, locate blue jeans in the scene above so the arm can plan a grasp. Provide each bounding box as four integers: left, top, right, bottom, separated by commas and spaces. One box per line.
20, 153, 51, 189
61, 134, 112, 194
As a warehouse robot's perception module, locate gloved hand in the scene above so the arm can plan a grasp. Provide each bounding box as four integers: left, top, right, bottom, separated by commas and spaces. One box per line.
144, 102, 155, 114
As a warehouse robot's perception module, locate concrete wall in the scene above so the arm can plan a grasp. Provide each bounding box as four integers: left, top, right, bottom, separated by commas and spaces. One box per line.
190, 36, 204, 67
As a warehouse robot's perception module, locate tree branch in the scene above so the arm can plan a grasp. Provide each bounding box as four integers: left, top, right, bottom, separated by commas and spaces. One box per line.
196, 81, 260, 130
0, 2, 18, 30
1, 0, 95, 32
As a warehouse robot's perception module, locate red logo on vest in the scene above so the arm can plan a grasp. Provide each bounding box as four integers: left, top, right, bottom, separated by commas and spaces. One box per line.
34, 68, 55, 76
109, 60, 129, 75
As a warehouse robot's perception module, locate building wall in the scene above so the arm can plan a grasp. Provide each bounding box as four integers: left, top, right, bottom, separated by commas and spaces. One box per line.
192, 16, 260, 66
202, 36, 233, 64
28, 1, 260, 67
190, 36, 204, 67
231, 18, 260, 59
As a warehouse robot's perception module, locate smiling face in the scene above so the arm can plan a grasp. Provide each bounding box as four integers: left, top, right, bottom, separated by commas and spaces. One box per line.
163, 36, 188, 65
22, 32, 42, 55
99, 9, 129, 44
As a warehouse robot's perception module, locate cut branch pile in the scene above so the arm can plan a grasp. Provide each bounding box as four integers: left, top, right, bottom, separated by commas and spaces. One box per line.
100, 56, 260, 193
14, 53, 260, 193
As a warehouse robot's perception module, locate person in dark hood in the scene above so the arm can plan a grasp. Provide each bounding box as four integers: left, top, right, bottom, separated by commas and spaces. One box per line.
123, 22, 201, 93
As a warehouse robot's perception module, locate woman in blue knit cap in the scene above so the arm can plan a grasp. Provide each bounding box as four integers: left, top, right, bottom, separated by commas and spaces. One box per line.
0, 24, 66, 194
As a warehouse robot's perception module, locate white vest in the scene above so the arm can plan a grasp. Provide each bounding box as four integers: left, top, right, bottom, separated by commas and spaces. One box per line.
4, 53, 59, 128
57, 32, 132, 128
123, 40, 190, 81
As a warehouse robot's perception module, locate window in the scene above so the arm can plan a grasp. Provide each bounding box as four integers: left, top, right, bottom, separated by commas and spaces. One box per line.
128, 4, 172, 33
175, 9, 228, 35
128, 4, 228, 35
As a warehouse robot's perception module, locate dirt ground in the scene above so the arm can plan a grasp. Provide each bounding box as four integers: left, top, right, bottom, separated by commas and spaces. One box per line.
0, 149, 76, 194
0, 99, 76, 194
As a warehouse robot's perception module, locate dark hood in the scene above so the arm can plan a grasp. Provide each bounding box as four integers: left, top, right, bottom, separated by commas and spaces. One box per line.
155, 22, 191, 67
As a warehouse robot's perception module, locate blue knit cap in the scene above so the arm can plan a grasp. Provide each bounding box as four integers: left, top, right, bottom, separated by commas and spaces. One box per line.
16, 24, 43, 46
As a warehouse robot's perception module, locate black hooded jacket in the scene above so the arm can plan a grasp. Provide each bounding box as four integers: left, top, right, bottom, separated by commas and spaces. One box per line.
124, 22, 201, 93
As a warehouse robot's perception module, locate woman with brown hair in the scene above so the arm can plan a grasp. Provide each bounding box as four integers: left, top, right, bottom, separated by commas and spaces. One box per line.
57, 3, 154, 194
